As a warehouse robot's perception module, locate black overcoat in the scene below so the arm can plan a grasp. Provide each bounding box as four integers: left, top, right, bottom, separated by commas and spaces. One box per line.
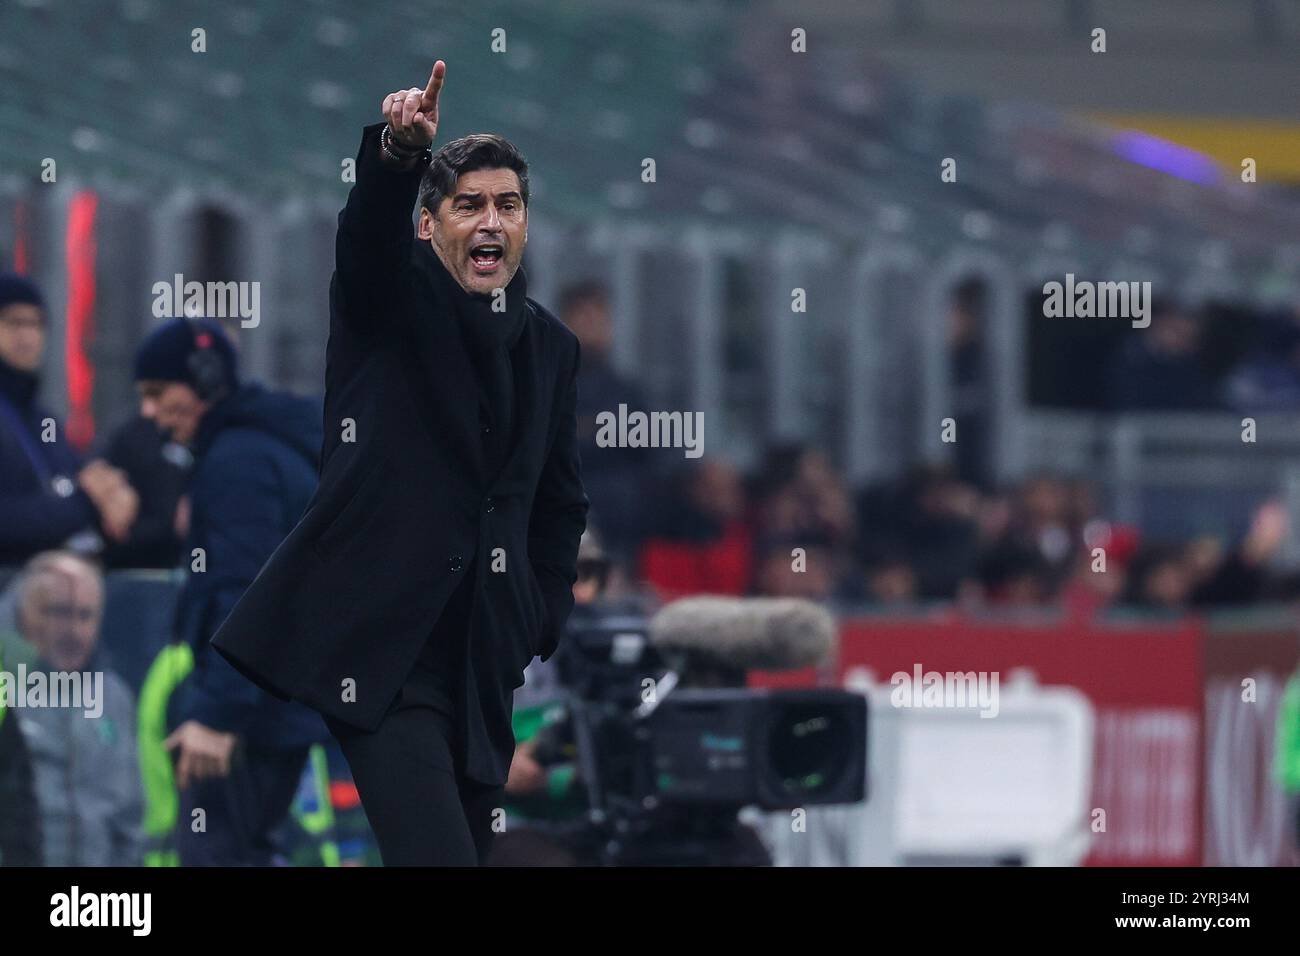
211, 123, 588, 785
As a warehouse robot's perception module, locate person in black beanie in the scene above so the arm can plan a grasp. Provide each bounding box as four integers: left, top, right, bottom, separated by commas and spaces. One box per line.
133, 315, 329, 865
209, 60, 589, 866
0, 273, 138, 566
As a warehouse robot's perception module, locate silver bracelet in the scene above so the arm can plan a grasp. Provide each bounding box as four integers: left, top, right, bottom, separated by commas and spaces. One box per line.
381, 124, 428, 164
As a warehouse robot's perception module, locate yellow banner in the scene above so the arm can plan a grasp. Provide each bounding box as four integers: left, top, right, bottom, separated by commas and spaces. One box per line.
1087, 113, 1300, 183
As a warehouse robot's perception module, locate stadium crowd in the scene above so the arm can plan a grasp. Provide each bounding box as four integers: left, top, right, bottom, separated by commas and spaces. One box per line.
1, 269, 1298, 865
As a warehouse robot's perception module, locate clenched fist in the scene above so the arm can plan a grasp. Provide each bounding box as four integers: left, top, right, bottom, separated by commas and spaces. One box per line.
382, 60, 445, 151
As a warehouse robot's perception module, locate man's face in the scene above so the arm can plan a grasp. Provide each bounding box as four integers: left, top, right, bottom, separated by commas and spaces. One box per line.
21, 565, 103, 672
137, 380, 208, 446
419, 167, 528, 295
0, 302, 46, 372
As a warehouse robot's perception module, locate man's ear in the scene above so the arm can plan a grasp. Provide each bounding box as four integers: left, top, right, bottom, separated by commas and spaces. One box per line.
417, 206, 435, 241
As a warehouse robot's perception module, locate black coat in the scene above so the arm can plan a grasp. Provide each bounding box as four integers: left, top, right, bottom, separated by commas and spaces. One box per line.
211, 123, 588, 785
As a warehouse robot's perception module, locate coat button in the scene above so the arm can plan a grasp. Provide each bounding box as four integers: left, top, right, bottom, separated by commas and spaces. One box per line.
481, 424, 491, 435
484, 497, 495, 513
448, 555, 464, 572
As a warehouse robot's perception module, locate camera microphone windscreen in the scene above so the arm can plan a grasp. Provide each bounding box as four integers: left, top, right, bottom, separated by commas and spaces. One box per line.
647, 596, 836, 671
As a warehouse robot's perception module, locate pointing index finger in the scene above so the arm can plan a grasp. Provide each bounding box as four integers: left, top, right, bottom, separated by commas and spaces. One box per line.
421, 60, 445, 108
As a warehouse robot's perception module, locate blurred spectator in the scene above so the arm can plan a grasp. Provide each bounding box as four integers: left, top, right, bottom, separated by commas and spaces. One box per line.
1059, 522, 1139, 620
10, 550, 143, 865
0, 641, 43, 866
99, 414, 190, 570
1104, 298, 1220, 411
1190, 500, 1287, 606
132, 316, 329, 866
0, 274, 139, 566
995, 472, 1079, 591
1222, 308, 1300, 412
853, 461, 1294, 616
1120, 502, 1288, 612
968, 541, 1056, 607
0, 570, 40, 672
1122, 543, 1195, 612
639, 457, 754, 600
564, 280, 655, 563
751, 534, 836, 600
1066, 476, 1102, 536
752, 442, 856, 554
861, 552, 918, 606
856, 463, 982, 600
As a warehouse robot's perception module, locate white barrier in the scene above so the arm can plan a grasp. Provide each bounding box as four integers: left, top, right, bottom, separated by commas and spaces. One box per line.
754, 668, 1095, 866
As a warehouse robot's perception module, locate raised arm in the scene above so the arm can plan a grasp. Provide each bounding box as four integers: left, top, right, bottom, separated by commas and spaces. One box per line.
334, 61, 446, 320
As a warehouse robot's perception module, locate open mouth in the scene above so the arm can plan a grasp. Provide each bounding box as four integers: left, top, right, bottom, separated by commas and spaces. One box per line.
469, 241, 504, 274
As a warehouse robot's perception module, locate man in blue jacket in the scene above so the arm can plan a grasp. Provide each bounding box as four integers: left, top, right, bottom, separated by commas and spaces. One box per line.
0, 273, 138, 565
133, 316, 328, 865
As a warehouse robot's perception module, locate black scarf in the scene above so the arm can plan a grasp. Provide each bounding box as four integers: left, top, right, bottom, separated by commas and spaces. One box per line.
413, 241, 529, 477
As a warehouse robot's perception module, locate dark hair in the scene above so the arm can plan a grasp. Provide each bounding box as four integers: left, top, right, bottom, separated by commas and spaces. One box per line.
418, 133, 530, 216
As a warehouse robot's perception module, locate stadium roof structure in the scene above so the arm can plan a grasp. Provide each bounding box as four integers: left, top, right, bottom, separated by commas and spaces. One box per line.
1, 0, 1298, 269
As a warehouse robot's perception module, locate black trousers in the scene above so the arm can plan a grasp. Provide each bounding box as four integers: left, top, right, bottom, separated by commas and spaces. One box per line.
175, 744, 309, 866
326, 573, 505, 866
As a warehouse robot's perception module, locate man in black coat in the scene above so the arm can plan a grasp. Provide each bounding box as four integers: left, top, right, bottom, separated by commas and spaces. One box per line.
211, 60, 588, 865
133, 317, 329, 865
